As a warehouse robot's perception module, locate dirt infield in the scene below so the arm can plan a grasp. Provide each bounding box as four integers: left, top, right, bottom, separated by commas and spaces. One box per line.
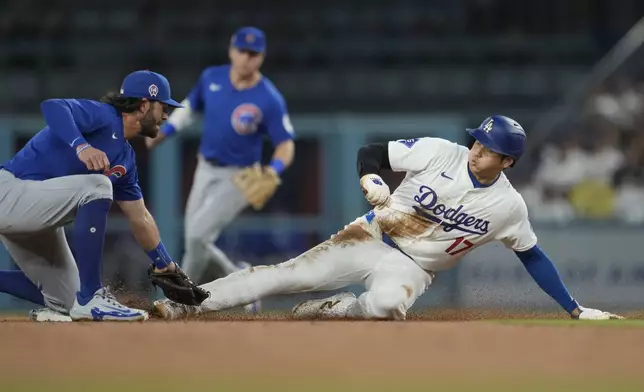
1, 310, 644, 391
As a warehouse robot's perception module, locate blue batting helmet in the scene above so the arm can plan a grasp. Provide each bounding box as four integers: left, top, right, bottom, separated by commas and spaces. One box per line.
466, 115, 526, 162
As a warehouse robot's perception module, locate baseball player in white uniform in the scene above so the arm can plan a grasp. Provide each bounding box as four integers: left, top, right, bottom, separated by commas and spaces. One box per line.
153, 115, 623, 321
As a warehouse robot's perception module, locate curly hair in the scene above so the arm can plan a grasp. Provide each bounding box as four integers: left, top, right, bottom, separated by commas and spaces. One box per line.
99, 92, 145, 113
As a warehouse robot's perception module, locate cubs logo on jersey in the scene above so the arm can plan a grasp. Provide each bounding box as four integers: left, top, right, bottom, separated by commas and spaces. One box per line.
231, 103, 263, 135
104, 165, 127, 180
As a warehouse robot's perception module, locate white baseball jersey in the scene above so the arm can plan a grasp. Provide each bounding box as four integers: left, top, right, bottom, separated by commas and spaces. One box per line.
374, 137, 537, 272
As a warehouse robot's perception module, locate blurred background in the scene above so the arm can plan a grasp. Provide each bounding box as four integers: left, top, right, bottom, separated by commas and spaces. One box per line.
1, 0, 644, 313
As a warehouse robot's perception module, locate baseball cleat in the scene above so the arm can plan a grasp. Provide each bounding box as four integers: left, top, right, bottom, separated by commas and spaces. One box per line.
153, 299, 200, 320
292, 292, 357, 319
236, 261, 262, 314
69, 287, 149, 321
29, 308, 72, 322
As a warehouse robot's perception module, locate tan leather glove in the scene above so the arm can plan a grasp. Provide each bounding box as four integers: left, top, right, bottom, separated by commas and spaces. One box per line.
232, 163, 281, 210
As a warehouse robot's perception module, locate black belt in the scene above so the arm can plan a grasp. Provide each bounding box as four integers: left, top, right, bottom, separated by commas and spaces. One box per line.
381, 232, 415, 261
205, 157, 229, 167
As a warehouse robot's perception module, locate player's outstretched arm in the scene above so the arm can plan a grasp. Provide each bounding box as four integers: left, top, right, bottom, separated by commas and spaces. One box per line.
116, 199, 209, 305
515, 245, 623, 320
147, 69, 207, 149
146, 98, 198, 149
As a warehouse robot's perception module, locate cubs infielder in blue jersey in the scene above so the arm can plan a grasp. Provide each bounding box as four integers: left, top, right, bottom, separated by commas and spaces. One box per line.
147, 27, 296, 312
0, 70, 207, 322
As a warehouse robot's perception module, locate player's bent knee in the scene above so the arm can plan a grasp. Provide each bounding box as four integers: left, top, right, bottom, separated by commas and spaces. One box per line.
362, 286, 409, 320
79, 175, 113, 204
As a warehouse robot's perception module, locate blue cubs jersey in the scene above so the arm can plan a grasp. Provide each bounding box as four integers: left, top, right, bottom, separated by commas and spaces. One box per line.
1, 99, 142, 201
174, 65, 294, 166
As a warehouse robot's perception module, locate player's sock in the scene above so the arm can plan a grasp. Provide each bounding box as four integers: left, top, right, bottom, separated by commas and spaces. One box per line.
74, 198, 111, 305
0, 270, 45, 306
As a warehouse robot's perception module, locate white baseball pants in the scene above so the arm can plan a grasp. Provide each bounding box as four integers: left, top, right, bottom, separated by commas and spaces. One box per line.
198, 211, 434, 319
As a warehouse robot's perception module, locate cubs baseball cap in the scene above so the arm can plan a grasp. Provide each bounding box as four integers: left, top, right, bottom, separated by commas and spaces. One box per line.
119, 70, 183, 107
230, 26, 266, 53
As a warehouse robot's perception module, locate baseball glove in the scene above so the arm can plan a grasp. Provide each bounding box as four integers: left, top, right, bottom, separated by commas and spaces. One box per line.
148, 264, 210, 306
233, 163, 281, 210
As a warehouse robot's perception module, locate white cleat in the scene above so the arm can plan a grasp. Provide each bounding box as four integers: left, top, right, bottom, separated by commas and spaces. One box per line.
69, 288, 149, 321
29, 308, 72, 322
236, 261, 261, 314
153, 299, 200, 320
292, 292, 357, 319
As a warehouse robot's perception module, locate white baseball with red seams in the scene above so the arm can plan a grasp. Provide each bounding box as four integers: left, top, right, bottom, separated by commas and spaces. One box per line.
156, 137, 537, 320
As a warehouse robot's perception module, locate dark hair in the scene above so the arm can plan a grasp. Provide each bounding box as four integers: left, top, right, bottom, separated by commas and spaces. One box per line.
100, 92, 145, 113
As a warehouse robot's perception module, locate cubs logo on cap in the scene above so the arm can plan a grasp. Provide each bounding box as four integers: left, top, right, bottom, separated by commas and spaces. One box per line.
231, 26, 266, 53
148, 84, 159, 97
119, 70, 183, 108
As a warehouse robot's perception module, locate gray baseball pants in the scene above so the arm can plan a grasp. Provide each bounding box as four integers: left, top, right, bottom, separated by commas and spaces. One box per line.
0, 169, 112, 311
180, 156, 249, 284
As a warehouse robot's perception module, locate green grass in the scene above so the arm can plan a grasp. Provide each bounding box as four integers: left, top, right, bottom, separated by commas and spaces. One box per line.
493, 318, 644, 328
4, 377, 644, 392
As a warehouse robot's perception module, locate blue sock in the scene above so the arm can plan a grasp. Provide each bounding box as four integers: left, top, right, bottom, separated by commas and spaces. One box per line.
0, 270, 45, 306
74, 198, 111, 305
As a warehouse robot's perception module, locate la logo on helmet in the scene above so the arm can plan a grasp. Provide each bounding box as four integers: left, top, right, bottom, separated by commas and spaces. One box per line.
483, 119, 494, 133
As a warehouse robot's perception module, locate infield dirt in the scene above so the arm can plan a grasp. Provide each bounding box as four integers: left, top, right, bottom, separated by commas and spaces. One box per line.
1, 309, 643, 391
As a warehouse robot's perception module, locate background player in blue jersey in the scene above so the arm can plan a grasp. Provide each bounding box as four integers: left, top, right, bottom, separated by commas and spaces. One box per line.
0, 70, 208, 322
146, 27, 296, 312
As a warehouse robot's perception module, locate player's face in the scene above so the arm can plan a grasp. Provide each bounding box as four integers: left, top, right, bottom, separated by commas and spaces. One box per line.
229, 47, 264, 77
468, 141, 513, 177
139, 101, 169, 138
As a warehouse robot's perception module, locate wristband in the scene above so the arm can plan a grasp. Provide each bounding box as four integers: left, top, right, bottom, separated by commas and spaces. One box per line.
76, 143, 91, 156
269, 159, 285, 175
146, 242, 173, 269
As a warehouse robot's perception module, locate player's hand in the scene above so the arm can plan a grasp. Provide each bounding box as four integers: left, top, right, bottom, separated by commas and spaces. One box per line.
572, 306, 624, 320
76, 144, 110, 171
360, 174, 391, 206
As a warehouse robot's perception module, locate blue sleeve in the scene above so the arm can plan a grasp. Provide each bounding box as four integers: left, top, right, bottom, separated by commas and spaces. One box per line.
40, 99, 109, 149
263, 90, 295, 147
515, 245, 579, 314
112, 167, 143, 201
